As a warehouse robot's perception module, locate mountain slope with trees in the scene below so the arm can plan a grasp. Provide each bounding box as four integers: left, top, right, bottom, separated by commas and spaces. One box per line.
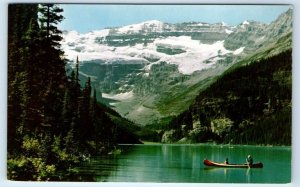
7, 4, 140, 181
162, 34, 292, 145
61, 8, 292, 126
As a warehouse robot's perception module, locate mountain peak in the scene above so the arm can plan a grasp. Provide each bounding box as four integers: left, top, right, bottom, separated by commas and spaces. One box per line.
142, 20, 164, 25
272, 8, 292, 24
242, 20, 250, 25
265, 8, 292, 39
221, 21, 228, 26
117, 20, 165, 34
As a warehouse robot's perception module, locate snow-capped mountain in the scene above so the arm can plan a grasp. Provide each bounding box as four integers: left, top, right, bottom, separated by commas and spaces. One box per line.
61, 8, 292, 125
61, 20, 239, 75
115, 20, 165, 34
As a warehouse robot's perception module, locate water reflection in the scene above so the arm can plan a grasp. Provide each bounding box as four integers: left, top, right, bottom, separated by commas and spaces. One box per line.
246, 168, 252, 183
203, 167, 254, 183
74, 144, 290, 183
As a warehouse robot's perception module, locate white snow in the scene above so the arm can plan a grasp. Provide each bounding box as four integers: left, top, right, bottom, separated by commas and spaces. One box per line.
61, 30, 149, 63
102, 91, 134, 101
221, 21, 228, 26
256, 36, 265, 42
233, 47, 245, 55
136, 106, 146, 113
243, 20, 250, 25
152, 36, 232, 74
238, 20, 250, 29
86, 29, 110, 38
117, 20, 164, 34
61, 22, 245, 75
225, 29, 234, 34
155, 36, 194, 49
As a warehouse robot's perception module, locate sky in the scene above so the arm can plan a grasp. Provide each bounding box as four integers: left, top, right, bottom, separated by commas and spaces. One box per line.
58, 4, 291, 33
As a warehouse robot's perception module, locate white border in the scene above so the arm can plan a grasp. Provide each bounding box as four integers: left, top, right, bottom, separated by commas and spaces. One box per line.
1, 1, 299, 187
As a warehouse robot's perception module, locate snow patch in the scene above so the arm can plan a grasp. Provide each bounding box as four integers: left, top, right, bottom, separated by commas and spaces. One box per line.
225, 29, 234, 34
136, 106, 146, 113
152, 37, 232, 74
62, 28, 242, 75
243, 20, 250, 25
221, 21, 228, 26
233, 47, 245, 55
102, 91, 134, 101
117, 20, 164, 34
256, 36, 265, 42
86, 29, 110, 38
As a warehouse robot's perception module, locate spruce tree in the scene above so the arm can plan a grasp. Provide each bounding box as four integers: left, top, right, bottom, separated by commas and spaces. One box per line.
8, 4, 39, 154
38, 4, 64, 47
8, 3, 123, 180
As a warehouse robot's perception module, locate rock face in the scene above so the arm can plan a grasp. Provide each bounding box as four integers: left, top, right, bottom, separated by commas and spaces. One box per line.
161, 130, 177, 143
61, 9, 292, 126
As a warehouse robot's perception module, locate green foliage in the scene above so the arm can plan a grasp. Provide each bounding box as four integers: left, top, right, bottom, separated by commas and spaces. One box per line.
7, 156, 56, 181
106, 113, 145, 143
29, 158, 56, 181
229, 105, 291, 145
22, 136, 40, 155
211, 118, 233, 138
165, 49, 292, 145
187, 126, 212, 143
7, 4, 137, 181
38, 4, 64, 47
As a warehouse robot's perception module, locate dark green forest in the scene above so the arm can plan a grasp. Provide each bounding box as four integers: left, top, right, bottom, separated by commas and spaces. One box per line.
7, 4, 140, 181
164, 49, 292, 145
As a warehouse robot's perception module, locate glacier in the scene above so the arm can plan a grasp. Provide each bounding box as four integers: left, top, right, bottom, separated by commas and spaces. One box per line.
61, 22, 244, 75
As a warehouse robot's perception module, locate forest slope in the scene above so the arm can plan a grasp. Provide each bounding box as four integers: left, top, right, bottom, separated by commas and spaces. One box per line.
162, 39, 292, 145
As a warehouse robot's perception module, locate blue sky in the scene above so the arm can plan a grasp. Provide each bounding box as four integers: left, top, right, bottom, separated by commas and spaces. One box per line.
59, 4, 291, 33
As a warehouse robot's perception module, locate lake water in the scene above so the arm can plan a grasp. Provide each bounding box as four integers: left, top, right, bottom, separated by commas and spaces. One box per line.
75, 144, 291, 183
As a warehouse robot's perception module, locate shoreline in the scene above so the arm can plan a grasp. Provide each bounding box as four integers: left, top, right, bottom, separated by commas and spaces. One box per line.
120, 141, 292, 148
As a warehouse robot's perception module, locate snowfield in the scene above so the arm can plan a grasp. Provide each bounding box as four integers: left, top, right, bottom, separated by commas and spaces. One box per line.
117, 20, 165, 34
102, 91, 134, 101
61, 20, 244, 75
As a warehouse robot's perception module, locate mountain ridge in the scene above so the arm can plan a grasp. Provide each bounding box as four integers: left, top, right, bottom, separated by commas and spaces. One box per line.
61, 8, 292, 126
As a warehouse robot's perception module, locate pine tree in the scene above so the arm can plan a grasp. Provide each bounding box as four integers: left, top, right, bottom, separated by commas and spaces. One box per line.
8, 4, 124, 180
8, 4, 68, 179
37, 4, 67, 136
8, 4, 39, 153
38, 4, 64, 47
75, 56, 80, 85
78, 77, 91, 143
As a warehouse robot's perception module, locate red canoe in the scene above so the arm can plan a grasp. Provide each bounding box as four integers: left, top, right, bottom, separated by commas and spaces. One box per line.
204, 159, 263, 168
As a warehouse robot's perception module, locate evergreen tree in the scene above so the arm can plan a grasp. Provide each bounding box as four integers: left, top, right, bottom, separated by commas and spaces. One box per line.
38, 4, 64, 47
75, 56, 80, 85
8, 4, 67, 180
8, 4, 130, 181
8, 4, 39, 154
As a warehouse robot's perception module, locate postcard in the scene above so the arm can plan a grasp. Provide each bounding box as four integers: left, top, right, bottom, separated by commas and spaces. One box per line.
7, 4, 292, 183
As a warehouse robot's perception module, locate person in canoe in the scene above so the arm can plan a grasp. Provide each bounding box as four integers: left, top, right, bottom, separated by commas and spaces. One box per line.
246, 155, 253, 166
224, 157, 229, 164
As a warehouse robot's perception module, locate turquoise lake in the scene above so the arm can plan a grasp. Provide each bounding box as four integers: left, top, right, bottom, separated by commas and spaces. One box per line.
75, 144, 291, 183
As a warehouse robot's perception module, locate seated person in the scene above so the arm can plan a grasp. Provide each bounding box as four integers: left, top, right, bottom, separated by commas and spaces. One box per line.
246, 155, 253, 165
224, 158, 229, 164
